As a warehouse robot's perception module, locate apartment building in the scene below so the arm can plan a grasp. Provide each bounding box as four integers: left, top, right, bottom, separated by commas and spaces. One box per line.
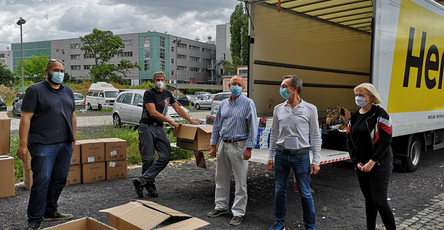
11, 32, 216, 86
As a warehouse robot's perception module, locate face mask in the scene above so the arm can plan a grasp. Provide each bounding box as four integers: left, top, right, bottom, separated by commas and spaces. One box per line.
230, 86, 242, 96
280, 88, 291, 100
155, 81, 165, 89
355, 96, 368, 107
49, 72, 64, 84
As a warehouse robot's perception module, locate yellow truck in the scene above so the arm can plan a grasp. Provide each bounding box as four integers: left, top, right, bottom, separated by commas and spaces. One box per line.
243, 0, 444, 171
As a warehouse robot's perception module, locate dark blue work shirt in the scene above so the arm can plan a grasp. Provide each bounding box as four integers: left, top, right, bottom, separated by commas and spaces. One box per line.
21, 80, 75, 145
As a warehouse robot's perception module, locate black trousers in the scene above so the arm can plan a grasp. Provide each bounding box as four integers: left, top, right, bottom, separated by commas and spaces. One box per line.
357, 164, 396, 230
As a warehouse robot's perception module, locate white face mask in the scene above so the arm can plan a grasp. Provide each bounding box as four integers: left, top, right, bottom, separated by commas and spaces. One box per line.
355, 96, 368, 108
155, 81, 165, 89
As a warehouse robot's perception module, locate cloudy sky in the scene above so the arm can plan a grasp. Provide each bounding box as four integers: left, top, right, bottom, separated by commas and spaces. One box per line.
0, 0, 241, 51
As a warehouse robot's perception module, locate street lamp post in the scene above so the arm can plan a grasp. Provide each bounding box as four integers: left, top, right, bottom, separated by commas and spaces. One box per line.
16, 17, 26, 93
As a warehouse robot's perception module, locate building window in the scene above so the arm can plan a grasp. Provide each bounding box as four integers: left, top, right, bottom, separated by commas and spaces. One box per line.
202, 48, 212, 54
84, 51, 94, 59
171, 70, 174, 76
205, 69, 212, 74
160, 48, 165, 60
56, 49, 59, 52
144, 60, 150, 71
177, 65, 186, 71
160, 61, 165, 71
144, 48, 150, 59
71, 65, 81, 70
160, 37, 165, 48
144, 36, 150, 47
171, 58, 174, 64
123, 52, 133, 57
190, 56, 200, 62
71, 54, 81, 59
84, 65, 91, 70
70, 43, 80, 49
171, 46, 174, 52
189, 45, 200, 51
178, 43, 187, 49
123, 39, 132, 46
203, 58, 212, 64
189, 67, 200, 72
177, 54, 186, 60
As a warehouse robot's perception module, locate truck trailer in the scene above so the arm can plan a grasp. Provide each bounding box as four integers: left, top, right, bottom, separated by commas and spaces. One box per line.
243, 0, 444, 171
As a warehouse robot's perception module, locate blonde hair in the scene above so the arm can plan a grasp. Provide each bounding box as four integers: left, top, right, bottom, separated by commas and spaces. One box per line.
354, 83, 382, 104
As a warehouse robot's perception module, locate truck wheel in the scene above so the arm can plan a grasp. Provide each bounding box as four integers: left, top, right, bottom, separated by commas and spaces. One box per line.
113, 114, 121, 127
88, 103, 92, 110
406, 135, 421, 172
98, 104, 102, 111
195, 104, 200, 110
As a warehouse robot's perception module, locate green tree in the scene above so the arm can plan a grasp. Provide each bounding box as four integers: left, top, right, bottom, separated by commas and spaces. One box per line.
222, 61, 237, 76
16, 54, 49, 82
0, 63, 14, 86
230, 3, 249, 66
80, 28, 140, 82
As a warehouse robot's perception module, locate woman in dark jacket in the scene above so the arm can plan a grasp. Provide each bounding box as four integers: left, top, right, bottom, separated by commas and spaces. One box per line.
346, 83, 396, 230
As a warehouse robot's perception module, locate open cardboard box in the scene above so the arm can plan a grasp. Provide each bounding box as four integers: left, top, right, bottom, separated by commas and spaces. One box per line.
0, 112, 10, 155
173, 124, 212, 151
44, 217, 116, 230
100, 200, 209, 230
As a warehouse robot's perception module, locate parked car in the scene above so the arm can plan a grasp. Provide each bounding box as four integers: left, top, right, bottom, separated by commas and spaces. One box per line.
86, 82, 119, 110
176, 95, 197, 107
13, 92, 25, 106
194, 94, 214, 110
210, 92, 247, 115
112, 89, 191, 127
194, 91, 210, 97
0, 96, 7, 111
12, 99, 22, 117
74, 93, 86, 109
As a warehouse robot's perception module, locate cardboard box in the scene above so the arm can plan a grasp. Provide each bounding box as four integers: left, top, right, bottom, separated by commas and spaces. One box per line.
77, 139, 105, 163
0, 156, 15, 198
100, 200, 209, 230
0, 112, 10, 155
45, 217, 117, 230
23, 169, 33, 191
97, 138, 127, 161
71, 142, 81, 165
82, 162, 106, 184
106, 160, 128, 180
66, 164, 81, 185
173, 125, 213, 151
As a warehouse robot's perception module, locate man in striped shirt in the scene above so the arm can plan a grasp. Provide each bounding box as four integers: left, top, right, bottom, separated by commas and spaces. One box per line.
207, 76, 258, 226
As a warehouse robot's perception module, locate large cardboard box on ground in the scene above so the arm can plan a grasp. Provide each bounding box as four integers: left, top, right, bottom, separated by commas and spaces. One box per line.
44, 217, 117, 230
66, 164, 81, 185
0, 112, 11, 155
106, 160, 128, 180
71, 142, 81, 165
77, 139, 105, 163
100, 200, 209, 230
97, 138, 127, 161
173, 125, 213, 151
0, 156, 15, 198
82, 162, 106, 183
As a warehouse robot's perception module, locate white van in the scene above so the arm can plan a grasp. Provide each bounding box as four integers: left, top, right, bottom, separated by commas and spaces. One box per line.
86, 82, 120, 110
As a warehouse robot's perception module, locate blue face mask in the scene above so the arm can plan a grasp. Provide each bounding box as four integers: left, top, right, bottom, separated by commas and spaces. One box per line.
230, 86, 242, 96
50, 72, 64, 84
280, 88, 291, 100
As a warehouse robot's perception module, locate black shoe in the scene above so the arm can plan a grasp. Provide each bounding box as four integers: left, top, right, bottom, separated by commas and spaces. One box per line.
230, 216, 244, 226
26, 225, 40, 230
207, 209, 230, 218
42, 211, 73, 221
145, 183, 158, 198
132, 178, 144, 198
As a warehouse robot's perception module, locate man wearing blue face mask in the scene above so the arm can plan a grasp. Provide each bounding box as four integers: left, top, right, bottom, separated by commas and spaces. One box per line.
267, 75, 321, 230
17, 59, 76, 230
207, 76, 258, 226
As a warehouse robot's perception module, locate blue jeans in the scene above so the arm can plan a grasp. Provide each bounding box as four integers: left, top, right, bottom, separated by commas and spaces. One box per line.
27, 142, 73, 226
274, 150, 316, 230
138, 123, 171, 184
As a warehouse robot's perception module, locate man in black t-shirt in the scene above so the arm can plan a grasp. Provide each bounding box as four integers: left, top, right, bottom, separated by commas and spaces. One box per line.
132, 71, 201, 198
17, 59, 76, 230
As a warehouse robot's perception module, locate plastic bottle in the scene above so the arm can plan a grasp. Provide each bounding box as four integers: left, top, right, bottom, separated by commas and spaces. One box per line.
326, 107, 332, 129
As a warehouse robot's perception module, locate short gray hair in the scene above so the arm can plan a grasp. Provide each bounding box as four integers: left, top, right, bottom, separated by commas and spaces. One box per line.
152, 71, 165, 81
283, 75, 302, 95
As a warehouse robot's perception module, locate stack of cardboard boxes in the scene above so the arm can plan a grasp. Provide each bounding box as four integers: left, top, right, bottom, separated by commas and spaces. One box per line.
23, 138, 127, 190
0, 112, 15, 199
